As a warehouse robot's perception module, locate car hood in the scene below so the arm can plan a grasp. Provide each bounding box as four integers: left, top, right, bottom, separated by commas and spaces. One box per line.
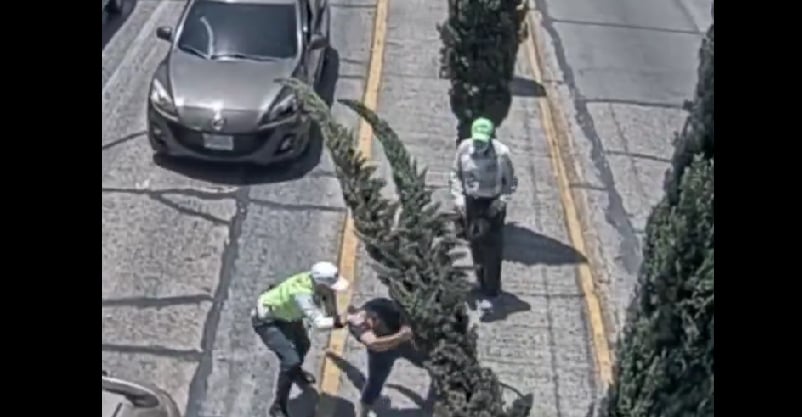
168, 51, 298, 130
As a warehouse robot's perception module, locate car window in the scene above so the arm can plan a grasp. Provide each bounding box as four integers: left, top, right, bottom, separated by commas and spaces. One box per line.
177, 1, 299, 60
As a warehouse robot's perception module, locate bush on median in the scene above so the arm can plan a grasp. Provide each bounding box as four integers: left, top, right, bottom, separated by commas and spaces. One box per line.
438, 0, 529, 140
278, 78, 532, 417
600, 22, 714, 417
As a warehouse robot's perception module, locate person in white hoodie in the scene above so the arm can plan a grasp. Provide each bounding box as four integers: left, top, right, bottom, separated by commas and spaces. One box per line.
450, 117, 517, 314
251, 261, 349, 417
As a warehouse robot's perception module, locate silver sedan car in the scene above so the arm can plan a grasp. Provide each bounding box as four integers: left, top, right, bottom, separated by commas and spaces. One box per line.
102, 373, 181, 417
147, 0, 331, 165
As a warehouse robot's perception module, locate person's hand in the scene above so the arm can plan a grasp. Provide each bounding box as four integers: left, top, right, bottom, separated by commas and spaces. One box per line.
347, 310, 366, 325
399, 326, 413, 340
333, 315, 346, 329
454, 196, 466, 215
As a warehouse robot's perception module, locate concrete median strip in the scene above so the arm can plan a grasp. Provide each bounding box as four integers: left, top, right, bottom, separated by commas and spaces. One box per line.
314, 0, 391, 415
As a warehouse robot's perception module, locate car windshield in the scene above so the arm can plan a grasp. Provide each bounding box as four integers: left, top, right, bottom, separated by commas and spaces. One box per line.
176, 1, 298, 61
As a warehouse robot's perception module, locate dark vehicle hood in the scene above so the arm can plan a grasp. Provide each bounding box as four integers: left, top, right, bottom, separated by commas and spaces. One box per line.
168, 51, 298, 130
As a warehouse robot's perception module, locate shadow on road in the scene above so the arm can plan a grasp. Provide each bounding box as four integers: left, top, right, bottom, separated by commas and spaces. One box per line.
503, 222, 587, 266
288, 387, 355, 417
510, 76, 546, 97
154, 48, 342, 186
102, 0, 138, 50
324, 352, 436, 417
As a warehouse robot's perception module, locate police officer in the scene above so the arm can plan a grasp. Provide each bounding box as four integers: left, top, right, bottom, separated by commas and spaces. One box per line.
449, 117, 517, 315
252, 261, 349, 417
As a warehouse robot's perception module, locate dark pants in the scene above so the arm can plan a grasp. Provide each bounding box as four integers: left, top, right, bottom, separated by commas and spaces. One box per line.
253, 319, 311, 409
361, 342, 426, 405
465, 196, 506, 298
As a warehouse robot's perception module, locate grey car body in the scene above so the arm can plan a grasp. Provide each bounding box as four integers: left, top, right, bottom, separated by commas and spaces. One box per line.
102, 374, 181, 417
146, 0, 331, 165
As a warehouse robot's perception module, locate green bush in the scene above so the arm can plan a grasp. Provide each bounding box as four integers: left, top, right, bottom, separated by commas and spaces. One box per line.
438, 0, 528, 140
279, 79, 532, 417
602, 22, 714, 417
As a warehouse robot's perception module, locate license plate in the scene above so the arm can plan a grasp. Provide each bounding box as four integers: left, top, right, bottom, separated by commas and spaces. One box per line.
202, 134, 234, 151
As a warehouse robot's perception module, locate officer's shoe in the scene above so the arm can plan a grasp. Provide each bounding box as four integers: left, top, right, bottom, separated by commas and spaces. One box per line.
268, 404, 289, 417
477, 298, 496, 321
477, 298, 493, 311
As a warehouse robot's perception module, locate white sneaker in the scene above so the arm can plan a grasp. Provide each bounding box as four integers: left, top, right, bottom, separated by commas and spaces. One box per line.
355, 401, 373, 417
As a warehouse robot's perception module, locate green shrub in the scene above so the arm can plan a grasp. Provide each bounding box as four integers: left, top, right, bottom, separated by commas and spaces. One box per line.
438, 0, 528, 140
602, 22, 714, 417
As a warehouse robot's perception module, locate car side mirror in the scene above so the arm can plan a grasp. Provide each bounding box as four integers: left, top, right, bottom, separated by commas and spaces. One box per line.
156, 26, 173, 42
309, 34, 328, 50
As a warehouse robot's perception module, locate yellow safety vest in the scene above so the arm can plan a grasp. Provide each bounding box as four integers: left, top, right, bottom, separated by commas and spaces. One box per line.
257, 272, 315, 322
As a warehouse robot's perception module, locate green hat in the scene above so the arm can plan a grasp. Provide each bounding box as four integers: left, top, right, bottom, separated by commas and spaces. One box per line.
471, 117, 495, 143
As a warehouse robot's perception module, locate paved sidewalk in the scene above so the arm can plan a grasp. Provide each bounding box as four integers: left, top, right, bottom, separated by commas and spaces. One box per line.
325, 0, 601, 416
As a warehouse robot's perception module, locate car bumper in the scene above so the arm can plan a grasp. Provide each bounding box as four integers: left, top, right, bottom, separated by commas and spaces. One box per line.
147, 105, 312, 166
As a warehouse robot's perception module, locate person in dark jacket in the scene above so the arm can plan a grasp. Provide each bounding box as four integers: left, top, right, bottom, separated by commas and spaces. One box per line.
346, 298, 425, 417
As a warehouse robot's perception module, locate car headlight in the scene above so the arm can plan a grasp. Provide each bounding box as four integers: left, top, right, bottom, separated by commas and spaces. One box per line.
149, 79, 178, 118
262, 95, 298, 124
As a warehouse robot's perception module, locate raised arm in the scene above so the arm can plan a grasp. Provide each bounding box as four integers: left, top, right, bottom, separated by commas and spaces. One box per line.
357, 325, 413, 352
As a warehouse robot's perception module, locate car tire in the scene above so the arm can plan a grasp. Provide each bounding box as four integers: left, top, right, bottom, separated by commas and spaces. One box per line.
106, 0, 123, 14
147, 131, 168, 155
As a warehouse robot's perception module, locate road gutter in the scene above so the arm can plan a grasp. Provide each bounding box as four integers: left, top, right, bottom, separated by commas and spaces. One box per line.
524, 8, 615, 389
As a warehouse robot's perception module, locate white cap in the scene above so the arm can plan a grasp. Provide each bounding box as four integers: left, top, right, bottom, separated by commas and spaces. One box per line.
310, 261, 349, 292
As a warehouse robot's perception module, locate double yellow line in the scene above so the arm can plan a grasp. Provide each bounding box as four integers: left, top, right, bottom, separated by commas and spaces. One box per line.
523, 11, 614, 386
315, 2, 614, 414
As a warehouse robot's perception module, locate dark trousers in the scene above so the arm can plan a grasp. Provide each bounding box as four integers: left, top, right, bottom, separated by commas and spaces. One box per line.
361, 342, 426, 405
465, 196, 506, 298
254, 319, 311, 409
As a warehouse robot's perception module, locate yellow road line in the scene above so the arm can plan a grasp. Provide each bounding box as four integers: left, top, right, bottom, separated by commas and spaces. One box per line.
315, 0, 390, 414
523, 11, 614, 387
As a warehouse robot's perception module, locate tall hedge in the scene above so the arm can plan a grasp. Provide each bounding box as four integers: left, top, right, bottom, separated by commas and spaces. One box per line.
602, 22, 714, 417
438, 0, 528, 140
279, 79, 532, 417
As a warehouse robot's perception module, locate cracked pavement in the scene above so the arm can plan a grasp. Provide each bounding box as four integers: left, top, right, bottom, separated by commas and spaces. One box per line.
102, 0, 712, 416
102, 1, 366, 416
531, 0, 713, 339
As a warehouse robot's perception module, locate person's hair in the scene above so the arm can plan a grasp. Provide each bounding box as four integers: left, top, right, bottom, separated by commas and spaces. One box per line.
364, 309, 381, 323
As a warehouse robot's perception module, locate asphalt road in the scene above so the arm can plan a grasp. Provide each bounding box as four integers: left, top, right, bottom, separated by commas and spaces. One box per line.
102, 1, 372, 415
102, 0, 713, 416
532, 0, 713, 338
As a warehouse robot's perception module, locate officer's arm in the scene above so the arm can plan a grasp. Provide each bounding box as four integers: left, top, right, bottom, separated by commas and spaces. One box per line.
295, 293, 335, 330
449, 144, 466, 206
500, 146, 517, 195
320, 290, 339, 318
358, 326, 413, 352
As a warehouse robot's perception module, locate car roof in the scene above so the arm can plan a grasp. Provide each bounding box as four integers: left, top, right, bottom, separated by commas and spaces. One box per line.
196, 0, 298, 6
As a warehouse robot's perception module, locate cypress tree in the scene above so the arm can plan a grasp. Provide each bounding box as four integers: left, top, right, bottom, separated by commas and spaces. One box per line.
602, 21, 714, 417
278, 79, 532, 417
437, 0, 529, 141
